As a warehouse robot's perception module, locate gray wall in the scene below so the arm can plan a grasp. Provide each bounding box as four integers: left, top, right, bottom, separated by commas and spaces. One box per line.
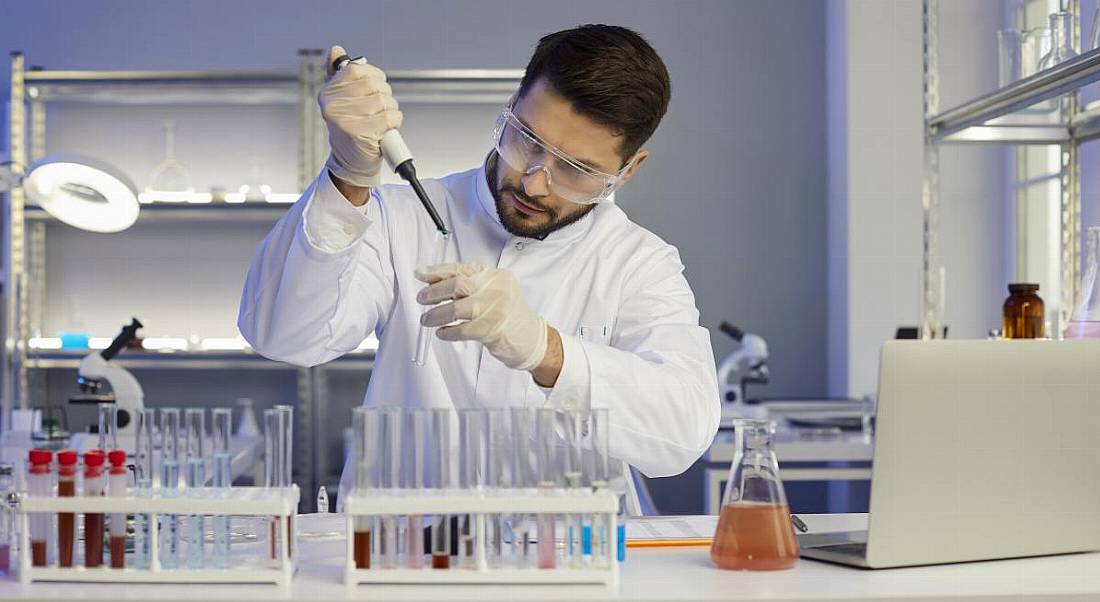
3, 0, 829, 399
2, 1, 828, 511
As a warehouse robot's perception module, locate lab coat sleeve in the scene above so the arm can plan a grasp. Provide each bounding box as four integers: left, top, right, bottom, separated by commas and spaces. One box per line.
546, 245, 721, 478
237, 171, 396, 366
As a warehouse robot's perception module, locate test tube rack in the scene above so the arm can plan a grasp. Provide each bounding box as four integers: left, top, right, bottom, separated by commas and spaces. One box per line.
11, 485, 299, 586
342, 488, 619, 586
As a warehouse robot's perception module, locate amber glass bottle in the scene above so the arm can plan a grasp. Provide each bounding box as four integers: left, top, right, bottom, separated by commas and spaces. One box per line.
1003, 283, 1044, 339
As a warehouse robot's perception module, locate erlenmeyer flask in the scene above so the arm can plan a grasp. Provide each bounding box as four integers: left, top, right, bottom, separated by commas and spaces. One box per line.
1038, 12, 1076, 71
1066, 226, 1100, 339
710, 419, 798, 571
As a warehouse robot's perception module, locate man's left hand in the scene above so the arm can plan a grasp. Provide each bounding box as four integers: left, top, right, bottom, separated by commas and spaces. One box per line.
415, 263, 549, 371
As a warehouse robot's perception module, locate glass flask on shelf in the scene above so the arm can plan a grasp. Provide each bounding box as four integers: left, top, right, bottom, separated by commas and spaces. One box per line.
1066, 227, 1100, 339
710, 419, 799, 571
1038, 12, 1076, 71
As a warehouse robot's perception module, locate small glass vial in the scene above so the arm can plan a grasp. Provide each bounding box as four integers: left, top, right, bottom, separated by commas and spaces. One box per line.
1003, 283, 1045, 339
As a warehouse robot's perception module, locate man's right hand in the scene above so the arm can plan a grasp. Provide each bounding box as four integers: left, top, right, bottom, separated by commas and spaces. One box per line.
319, 45, 403, 195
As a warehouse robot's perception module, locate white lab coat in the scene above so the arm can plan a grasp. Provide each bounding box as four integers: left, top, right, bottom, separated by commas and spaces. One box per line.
238, 162, 720, 507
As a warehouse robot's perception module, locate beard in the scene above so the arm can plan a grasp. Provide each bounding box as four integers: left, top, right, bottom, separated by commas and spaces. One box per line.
486, 152, 596, 240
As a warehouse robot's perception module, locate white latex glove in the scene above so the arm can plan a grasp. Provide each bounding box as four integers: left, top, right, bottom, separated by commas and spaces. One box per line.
415, 263, 549, 371
318, 45, 403, 188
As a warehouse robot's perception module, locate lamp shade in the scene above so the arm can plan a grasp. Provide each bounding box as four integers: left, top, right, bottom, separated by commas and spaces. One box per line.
23, 155, 139, 233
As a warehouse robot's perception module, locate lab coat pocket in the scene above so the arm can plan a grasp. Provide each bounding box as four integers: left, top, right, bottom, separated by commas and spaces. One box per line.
577, 325, 611, 346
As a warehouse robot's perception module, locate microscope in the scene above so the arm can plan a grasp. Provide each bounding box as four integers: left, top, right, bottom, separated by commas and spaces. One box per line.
70, 318, 144, 451
715, 321, 769, 406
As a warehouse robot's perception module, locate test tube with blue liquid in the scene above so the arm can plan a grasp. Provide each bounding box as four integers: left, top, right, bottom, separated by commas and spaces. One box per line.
211, 408, 232, 568
585, 409, 611, 567
159, 408, 181, 569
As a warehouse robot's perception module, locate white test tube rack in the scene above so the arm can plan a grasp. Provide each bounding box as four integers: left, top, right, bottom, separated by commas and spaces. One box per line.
342, 488, 619, 586
12, 485, 299, 586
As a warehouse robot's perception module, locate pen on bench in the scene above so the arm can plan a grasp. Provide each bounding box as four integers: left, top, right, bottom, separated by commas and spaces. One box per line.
791, 514, 808, 533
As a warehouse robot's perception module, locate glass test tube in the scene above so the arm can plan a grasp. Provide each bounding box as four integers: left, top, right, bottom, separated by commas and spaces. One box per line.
0, 462, 14, 574
27, 449, 52, 567
486, 409, 509, 568
57, 450, 78, 567
378, 407, 403, 568
159, 408, 182, 569
265, 406, 294, 562
458, 409, 487, 569
84, 450, 107, 568
352, 407, 379, 570
98, 403, 118, 452
185, 408, 206, 569
133, 409, 155, 569
412, 232, 451, 366
405, 409, 428, 568
535, 408, 561, 569
108, 450, 128, 569
211, 408, 232, 569
564, 410, 586, 569
587, 409, 611, 567
510, 407, 534, 568
429, 409, 452, 569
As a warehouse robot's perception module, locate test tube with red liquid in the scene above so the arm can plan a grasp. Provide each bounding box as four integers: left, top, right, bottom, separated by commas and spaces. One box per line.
429, 408, 452, 569
27, 449, 52, 567
57, 450, 78, 567
351, 407, 378, 570
535, 409, 561, 570
83, 450, 107, 568
108, 449, 127, 568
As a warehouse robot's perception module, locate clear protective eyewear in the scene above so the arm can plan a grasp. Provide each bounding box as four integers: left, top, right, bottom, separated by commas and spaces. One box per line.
492, 108, 634, 205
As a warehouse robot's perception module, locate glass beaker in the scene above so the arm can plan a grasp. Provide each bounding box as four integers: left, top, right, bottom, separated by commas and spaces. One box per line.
1038, 12, 1077, 71
710, 419, 798, 571
1066, 226, 1100, 338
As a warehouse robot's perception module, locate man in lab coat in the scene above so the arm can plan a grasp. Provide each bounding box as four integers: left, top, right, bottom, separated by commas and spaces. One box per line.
238, 25, 720, 509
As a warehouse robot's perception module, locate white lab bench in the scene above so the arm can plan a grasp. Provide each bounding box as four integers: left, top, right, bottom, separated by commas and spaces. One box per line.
3, 513, 1098, 601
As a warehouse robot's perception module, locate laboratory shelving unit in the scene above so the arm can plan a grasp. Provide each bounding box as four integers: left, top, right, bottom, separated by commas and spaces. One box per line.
1, 50, 523, 501
921, 0, 1097, 338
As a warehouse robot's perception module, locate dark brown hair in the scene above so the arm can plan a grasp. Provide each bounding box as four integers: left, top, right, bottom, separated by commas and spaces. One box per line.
518, 24, 671, 164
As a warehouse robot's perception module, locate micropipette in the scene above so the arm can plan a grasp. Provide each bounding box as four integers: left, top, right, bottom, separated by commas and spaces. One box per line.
330, 54, 450, 236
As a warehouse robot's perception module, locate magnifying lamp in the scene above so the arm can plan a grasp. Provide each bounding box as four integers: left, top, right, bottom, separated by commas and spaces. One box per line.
4, 155, 140, 233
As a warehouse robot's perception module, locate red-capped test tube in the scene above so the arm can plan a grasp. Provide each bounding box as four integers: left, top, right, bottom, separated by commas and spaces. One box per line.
108, 450, 128, 569
57, 450, 78, 567
83, 451, 107, 568
28, 450, 52, 567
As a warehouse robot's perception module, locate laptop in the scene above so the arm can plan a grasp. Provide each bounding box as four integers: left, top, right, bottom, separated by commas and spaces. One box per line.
799, 339, 1100, 568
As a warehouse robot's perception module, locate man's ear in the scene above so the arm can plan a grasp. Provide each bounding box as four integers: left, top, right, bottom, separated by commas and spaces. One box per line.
616, 149, 649, 188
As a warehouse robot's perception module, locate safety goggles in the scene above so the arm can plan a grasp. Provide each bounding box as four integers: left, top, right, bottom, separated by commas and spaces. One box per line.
492, 108, 635, 205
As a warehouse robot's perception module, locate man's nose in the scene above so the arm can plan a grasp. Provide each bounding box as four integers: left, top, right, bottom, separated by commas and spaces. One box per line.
521, 164, 551, 198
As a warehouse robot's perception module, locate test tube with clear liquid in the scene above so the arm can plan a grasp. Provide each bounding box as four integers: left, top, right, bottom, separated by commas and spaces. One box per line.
185, 408, 206, 568
211, 408, 232, 569
352, 407, 379, 570
429, 409, 452, 569
405, 409, 428, 568
486, 409, 510, 568
412, 232, 451, 366
510, 407, 535, 568
159, 408, 181, 569
378, 407, 403, 568
535, 408, 561, 569
133, 409, 156, 569
458, 409, 488, 569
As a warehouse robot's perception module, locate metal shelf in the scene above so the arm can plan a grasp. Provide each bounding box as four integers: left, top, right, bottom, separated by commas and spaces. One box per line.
25, 349, 375, 370
928, 47, 1100, 143
25, 68, 523, 105
25, 202, 290, 224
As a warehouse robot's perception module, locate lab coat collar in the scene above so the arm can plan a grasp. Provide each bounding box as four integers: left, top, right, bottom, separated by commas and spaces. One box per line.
474, 158, 598, 247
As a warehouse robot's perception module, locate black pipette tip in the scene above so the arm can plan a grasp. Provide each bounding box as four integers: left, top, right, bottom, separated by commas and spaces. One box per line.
396, 160, 450, 236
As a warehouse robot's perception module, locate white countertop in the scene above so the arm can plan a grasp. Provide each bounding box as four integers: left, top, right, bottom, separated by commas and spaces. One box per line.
2, 513, 1099, 601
